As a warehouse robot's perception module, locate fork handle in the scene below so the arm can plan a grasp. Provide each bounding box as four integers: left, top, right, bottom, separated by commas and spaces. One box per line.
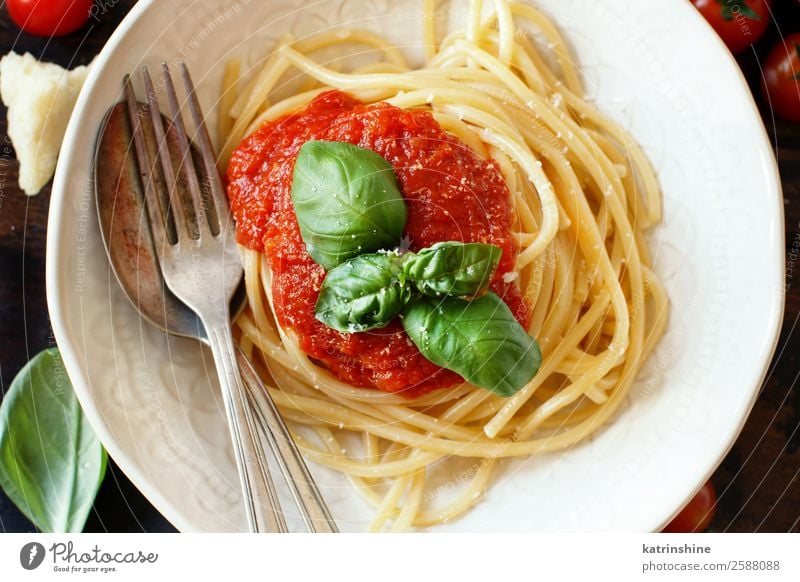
207, 324, 287, 533
236, 350, 339, 533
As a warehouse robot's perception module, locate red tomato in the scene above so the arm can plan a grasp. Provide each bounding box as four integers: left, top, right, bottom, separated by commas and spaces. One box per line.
7, 0, 94, 37
663, 482, 717, 533
762, 33, 800, 122
692, 0, 771, 53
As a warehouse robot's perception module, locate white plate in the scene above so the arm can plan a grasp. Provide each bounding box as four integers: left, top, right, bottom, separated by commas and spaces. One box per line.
46, 0, 784, 532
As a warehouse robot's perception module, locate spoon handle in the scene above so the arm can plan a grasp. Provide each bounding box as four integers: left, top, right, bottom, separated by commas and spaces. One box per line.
236, 350, 339, 533
207, 325, 287, 532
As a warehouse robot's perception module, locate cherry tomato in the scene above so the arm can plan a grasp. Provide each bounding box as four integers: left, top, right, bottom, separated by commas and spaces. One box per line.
663, 481, 717, 533
7, 0, 94, 37
762, 33, 800, 122
692, 0, 771, 53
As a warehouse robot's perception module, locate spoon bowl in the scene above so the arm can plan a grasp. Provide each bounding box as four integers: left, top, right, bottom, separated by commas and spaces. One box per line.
94, 101, 246, 343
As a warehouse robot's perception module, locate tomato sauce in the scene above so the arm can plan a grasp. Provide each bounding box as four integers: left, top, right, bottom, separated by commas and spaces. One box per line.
227, 91, 528, 397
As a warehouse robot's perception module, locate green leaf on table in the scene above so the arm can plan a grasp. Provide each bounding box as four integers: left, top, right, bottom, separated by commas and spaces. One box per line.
0, 348, 107, 532
402, 293, 541, 397
316, 252, 411, 332
292, 140, 407, 270
403, 241, 502, 298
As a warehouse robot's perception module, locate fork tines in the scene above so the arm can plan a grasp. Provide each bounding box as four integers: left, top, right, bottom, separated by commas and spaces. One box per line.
123, 63, 228, 248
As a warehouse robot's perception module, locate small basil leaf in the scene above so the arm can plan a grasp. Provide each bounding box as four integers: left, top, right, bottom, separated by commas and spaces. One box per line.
0, 348, 107, 532
402, 293, 541, 397
316, 252, 411, 332
403, 241, 502, 298
292, 140, 407, 269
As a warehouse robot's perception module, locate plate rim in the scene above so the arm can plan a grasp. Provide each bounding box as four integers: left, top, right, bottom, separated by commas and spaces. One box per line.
649, 0, 785, 529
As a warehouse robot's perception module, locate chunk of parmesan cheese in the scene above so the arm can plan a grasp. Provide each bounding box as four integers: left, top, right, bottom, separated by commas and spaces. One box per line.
0, 52, 91, 195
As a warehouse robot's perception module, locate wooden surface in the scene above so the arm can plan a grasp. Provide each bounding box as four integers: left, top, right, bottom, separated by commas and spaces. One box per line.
0, 1, 798, 533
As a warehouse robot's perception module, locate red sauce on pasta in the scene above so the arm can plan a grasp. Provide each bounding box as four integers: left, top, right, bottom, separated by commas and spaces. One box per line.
227, 91, 528, 397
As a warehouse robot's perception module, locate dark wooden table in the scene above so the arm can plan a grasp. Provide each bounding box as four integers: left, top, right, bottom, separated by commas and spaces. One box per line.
1, 1, 798, 533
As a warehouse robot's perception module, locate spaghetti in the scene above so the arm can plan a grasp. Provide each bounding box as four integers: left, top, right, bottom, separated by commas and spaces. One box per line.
220, 0, 669, 531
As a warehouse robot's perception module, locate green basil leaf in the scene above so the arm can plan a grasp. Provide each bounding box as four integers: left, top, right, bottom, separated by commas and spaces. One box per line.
403, 241, 502, 298
402, 293, 541, 397
292, 140, 407, 269
316, 252, 411, 332
0, 348, 107, 532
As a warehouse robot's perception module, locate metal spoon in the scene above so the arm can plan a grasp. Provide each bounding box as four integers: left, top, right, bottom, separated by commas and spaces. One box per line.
94, 99, 337, 533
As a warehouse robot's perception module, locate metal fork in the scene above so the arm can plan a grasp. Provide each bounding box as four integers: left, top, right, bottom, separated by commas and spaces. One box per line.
125, 62, 337, 532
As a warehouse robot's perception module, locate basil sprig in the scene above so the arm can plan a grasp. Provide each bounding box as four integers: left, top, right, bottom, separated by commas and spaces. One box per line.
292, 140, 407, 269
314, 241, 538, 396
404, 241, 501, 297
317, 242, 502, 332
0, 349, 107, 532
403, 294, 541, 397
293, 140, 540, 396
